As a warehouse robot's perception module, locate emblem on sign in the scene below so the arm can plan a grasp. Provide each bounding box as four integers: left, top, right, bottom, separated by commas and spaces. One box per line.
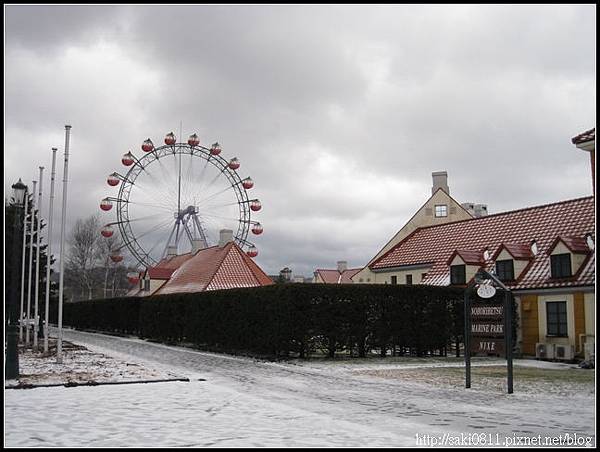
477, 284, 496, 299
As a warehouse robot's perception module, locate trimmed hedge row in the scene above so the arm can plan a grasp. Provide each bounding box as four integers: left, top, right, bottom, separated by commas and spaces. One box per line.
62, 284, 466, 359
62, 296, 141, 335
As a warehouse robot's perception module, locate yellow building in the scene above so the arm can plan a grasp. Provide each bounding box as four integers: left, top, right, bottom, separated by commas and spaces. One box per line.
367, 196, 594, 360
352, 131, 595, 361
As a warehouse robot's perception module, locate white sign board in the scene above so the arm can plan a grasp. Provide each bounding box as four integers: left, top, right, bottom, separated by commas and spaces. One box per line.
477, 284, 496, 299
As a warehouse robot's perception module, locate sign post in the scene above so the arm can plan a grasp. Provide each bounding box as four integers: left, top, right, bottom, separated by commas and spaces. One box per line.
465, 270, 514, 394
464, 289, 471, 389
504, 289, 513, 394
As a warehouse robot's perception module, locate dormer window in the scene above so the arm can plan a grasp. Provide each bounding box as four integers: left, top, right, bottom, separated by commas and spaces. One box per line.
547, 236, 589, 280
550, 254, 572, 279
491, 243, 533, 283
447, 250, 482, 285
435, 204, 448, 217
450, 264, 466, 285
496, 259, 515, 281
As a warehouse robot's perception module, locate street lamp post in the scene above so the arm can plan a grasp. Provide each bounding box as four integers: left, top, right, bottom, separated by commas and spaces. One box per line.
6, 178, 27, 379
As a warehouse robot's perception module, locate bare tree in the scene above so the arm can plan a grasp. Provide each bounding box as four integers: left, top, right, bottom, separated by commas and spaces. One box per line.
98, 233, 126, 298
65, 214, 103, 300
64, 214, 137, 301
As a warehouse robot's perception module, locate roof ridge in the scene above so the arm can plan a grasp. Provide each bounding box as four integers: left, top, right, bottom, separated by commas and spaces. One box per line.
237, 244, 273, 285
204, 242, 235, 290
364, 187, 474, 267
370, 195, 594, 272
415, 195, 594, 232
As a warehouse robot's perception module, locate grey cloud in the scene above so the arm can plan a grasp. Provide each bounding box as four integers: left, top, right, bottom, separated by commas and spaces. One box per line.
5, 5, 596, 276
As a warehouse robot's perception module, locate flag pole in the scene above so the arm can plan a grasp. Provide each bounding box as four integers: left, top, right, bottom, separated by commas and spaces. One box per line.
33, 166, 45, 351
44, 148, 58, 353
57, 125, 71, 363
19, 187, 30, 342
25, 180, 37, 347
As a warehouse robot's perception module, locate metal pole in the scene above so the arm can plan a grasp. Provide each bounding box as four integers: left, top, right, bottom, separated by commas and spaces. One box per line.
44, 149, 57, 353
33, 167, 45, 350
25, 180, 37, 347
19, 188, 30, 342
57, 125, 71, 363
464, 287, 471, 389
505, 290, 514, 394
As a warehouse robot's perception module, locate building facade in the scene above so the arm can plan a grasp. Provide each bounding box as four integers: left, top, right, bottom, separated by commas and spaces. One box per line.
368, 196, 595, 360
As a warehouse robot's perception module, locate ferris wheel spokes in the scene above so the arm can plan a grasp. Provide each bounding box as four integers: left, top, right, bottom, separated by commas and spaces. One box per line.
102, 131, 263, 268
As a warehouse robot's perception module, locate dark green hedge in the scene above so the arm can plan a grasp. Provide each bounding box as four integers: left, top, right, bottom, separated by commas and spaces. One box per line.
62, 296, 141, 335
62, 284, 466, 359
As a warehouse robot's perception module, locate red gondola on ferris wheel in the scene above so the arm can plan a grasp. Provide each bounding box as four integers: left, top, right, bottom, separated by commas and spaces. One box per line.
99, 130, 264, 268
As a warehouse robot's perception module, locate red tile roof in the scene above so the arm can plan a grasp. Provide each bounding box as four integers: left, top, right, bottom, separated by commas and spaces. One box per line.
447, 249, 485, 265
155, 242, 273, 295
315, 268, 362, 284
147, 267, 176, 280
571, 128, 595, 145
370, 196, 594, 290
155, 253, 194, 270
548, 236, 591, 255
493, 242, 534, 260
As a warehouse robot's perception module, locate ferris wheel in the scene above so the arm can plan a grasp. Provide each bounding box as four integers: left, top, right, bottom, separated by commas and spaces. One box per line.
99, 131, 263, 268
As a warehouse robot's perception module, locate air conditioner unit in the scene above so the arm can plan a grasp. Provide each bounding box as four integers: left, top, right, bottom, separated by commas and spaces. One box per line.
536, 343, 555, 359
555, 344, 575, 361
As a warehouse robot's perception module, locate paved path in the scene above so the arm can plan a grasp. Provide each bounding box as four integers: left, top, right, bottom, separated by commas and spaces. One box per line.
5, 328, 596, 447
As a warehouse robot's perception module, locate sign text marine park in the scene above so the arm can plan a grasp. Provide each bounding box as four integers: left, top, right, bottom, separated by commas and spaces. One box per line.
470, 303, 504, 355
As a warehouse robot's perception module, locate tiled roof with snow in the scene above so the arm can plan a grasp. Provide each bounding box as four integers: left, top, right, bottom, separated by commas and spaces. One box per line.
370, 196, 595, 290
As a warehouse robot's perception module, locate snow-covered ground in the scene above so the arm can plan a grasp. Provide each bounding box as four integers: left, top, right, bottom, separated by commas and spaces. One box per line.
5, 328, 596, 447
6, 338, 182, 387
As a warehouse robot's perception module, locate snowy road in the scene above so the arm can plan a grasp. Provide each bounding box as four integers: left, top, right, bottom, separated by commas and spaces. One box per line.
5, 328, 596, 447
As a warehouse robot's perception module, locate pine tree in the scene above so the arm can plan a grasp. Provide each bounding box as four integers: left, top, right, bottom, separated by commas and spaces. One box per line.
5, 192, 58, 331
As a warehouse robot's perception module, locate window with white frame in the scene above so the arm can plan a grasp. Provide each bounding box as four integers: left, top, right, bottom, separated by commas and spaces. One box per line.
435, 204, 448, 217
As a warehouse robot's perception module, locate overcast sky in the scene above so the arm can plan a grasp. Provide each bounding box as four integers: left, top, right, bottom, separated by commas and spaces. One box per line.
4, 4, 596, 277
